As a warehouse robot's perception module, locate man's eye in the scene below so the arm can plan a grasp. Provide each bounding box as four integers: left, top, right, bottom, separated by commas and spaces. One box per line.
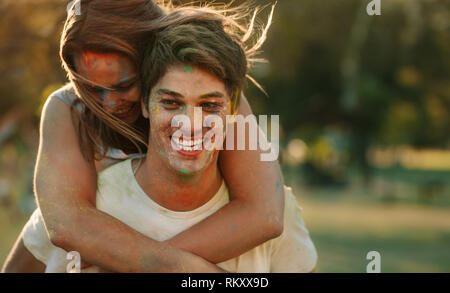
201, 102, 222, 112
161, 100, 180, 108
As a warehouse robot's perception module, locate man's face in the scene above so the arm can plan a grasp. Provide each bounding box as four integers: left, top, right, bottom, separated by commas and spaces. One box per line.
74, 51, 141, 124
143, 64, 231, 175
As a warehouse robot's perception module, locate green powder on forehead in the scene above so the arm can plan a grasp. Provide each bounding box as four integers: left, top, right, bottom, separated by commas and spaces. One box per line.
183, 66, 193, 74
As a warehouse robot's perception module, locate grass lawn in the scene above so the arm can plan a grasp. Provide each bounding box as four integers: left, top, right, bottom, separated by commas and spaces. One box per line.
297, 188, 450, 273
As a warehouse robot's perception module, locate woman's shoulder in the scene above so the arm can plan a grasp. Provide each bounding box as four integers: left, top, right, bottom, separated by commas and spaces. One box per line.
48, 83, 79, 106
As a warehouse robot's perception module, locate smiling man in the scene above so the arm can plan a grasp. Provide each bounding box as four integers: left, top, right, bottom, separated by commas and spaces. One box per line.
145, 74, 229, 175
4, 15, 317, 273
104, 18, 317, 272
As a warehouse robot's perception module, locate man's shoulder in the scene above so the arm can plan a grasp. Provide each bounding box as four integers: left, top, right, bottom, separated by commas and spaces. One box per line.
268, 186, 318, 272
261, 186, 312, 254
277, 186, 310, 238
283, 186, 303, 219
97, 159, 134, 189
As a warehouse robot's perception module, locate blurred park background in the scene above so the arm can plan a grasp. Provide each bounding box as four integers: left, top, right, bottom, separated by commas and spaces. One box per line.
0, 0, 449, 272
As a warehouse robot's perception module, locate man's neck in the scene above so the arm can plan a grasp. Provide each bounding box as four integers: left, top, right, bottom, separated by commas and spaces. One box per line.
134, 153, 222, 212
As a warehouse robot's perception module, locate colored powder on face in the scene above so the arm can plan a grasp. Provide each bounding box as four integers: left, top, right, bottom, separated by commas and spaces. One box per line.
178, 170, 194, 183
160, 151, 166, 157
183, 66, 193, 74
104, 99, 118, 109
105, 54, 113, 66
120, 76, 132, 83
99, 90, 107, 101
83, 52, 98, 68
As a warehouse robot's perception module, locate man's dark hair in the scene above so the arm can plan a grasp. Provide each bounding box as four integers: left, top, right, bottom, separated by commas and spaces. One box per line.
142, 5, 275, 113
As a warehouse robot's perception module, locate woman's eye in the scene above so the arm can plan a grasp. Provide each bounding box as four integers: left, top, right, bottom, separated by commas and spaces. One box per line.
90, 86, 104, 94
116, 86, 131, 92
116, 82, 135, 92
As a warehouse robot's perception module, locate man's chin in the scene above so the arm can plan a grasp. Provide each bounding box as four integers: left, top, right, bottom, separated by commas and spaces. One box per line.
164, 150, 216, 177
170, 160, 204, 176
178, 169, 200, 176
167, 164, 201, 176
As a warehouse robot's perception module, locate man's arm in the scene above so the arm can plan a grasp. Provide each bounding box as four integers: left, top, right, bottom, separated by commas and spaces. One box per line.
35, 97, 223, 273
165, 94, 285, 263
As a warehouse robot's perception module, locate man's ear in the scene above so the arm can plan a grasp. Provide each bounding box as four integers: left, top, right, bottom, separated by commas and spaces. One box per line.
141, 99, 149, 119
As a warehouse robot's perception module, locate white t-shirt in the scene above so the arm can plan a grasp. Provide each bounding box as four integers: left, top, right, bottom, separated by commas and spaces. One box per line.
22, 159, 317, 273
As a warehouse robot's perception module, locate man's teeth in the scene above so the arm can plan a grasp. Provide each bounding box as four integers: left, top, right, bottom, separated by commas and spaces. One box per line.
174, 137, 203, 151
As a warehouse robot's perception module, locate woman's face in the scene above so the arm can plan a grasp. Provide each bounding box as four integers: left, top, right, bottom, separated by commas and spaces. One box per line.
74, 51, 141, 124
143, 64, 232, 175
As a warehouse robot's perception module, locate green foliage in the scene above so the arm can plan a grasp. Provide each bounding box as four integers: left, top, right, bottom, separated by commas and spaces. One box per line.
246, 0, 449, 148
0, 0, 67, 119
0, 0, 448, 184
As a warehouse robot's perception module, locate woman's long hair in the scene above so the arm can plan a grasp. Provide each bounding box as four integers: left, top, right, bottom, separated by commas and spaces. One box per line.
60, 0, 274, 161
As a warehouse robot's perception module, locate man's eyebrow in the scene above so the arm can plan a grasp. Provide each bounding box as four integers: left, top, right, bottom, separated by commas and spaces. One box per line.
155, 89, 225, 99
155, 88, 184, 98
199, 92, 225, 99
